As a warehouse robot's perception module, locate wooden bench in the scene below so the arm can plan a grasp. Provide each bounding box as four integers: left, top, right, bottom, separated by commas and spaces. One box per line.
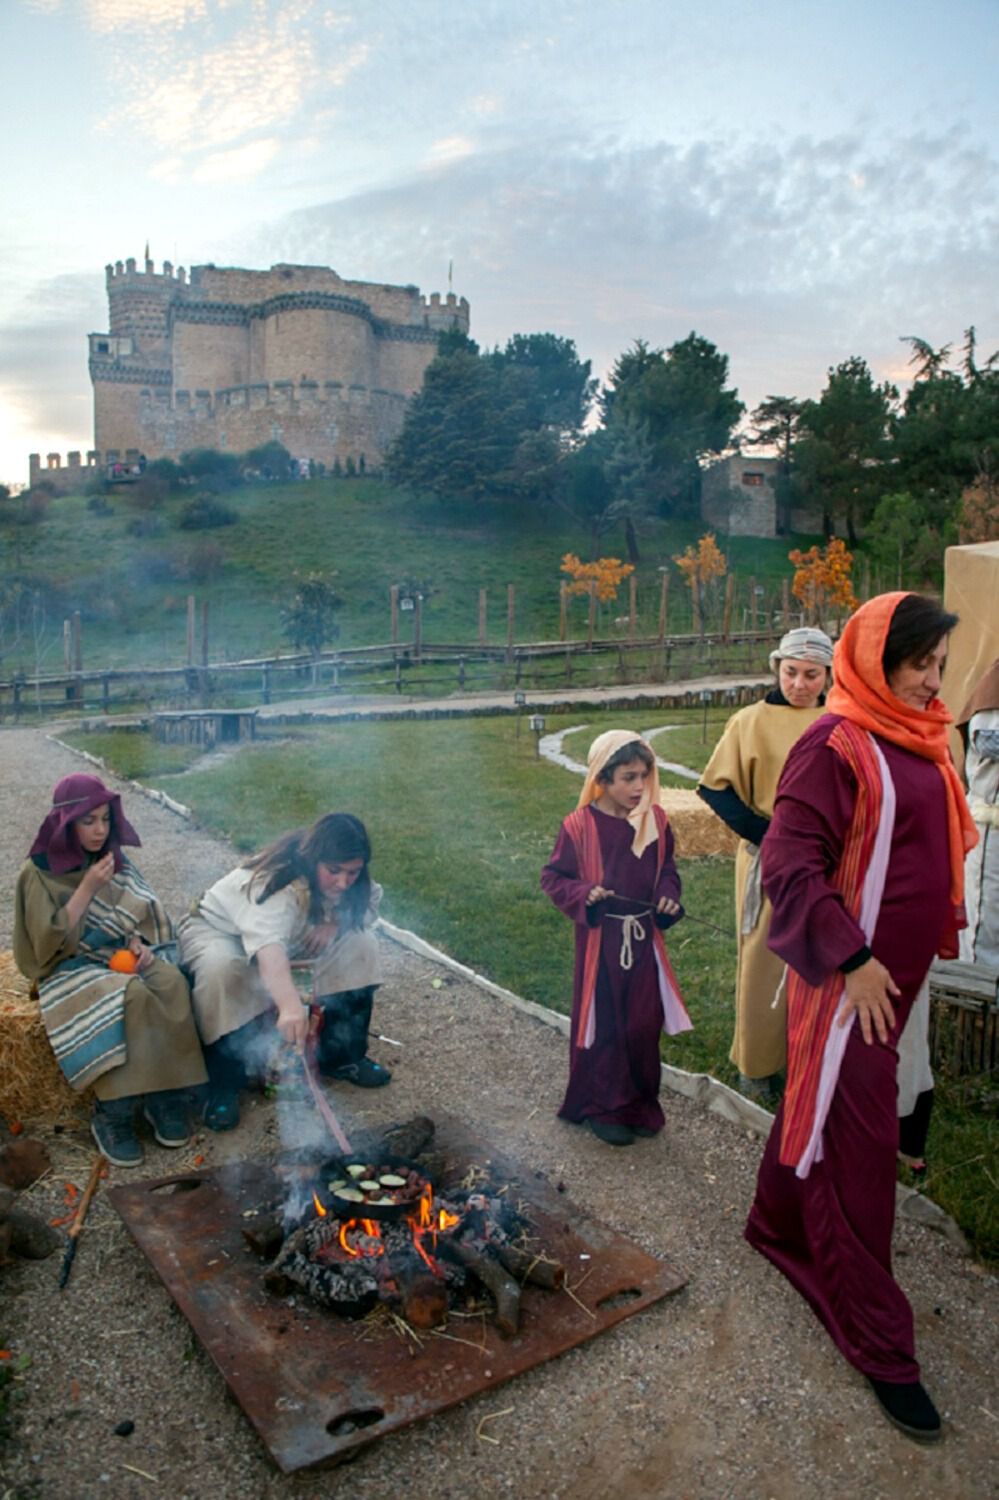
927, 958, 999, 1076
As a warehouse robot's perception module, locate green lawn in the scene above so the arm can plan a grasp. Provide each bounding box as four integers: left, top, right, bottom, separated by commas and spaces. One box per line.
69, 705, 998, 1262
3, 476, 818, 676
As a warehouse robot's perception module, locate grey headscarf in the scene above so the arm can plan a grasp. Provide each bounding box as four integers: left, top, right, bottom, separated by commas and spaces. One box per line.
768, 626, 834, 675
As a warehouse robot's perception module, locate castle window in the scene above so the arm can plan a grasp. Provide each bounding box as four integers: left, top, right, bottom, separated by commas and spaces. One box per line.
96, 341, 109, 354
742, 471, 765, 487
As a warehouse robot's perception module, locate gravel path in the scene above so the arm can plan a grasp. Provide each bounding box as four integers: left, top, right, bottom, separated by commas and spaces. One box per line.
1, 727, 996, 1500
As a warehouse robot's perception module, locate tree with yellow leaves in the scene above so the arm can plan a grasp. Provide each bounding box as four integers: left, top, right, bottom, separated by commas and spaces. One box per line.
560, 553, 635, 602
788, 538, 858, 625
672, 533, 728, 632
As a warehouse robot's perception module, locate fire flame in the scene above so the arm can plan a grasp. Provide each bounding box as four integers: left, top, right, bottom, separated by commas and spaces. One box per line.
312, 1193, 327, 1218
338, 1217, 384, 1259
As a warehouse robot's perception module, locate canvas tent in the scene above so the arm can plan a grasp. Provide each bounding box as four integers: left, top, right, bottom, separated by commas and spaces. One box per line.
942, 540, 999, 768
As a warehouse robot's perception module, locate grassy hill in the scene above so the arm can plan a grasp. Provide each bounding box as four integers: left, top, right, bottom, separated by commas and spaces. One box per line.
1, 477, 818, 675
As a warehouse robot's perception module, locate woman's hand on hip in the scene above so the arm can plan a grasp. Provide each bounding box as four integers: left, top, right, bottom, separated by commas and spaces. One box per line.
838, 958, 900, 1045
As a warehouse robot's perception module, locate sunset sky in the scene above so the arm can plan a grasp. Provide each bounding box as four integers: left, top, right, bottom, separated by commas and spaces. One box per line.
1, 0, 997, 486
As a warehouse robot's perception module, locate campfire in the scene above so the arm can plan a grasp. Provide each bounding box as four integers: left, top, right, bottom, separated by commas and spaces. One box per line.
244, 1116, 565, 1334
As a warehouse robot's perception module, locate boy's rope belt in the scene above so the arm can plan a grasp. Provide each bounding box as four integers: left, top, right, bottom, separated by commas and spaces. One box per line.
604, 910, 651, 969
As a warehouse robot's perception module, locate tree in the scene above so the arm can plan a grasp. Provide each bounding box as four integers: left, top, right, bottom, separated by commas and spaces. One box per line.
281, 571, 343, 657
673, 532, 728, 631
497, 332, 596, 434
599, 334, 744, 515
793, 357, 897, 543
746, 395, 802, 534
788, 539, 858, 626
243, 441, 294, 481
865, 491, 949, 589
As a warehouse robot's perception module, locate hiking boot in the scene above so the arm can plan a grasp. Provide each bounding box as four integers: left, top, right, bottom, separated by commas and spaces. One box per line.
91, 1097, 144, 1168
326, 1057, 392, 1088
143, 1091, 192, 1148
868, 1378, 942, 1444
587, 1119, 635, 1147
203, 1089, 241, 1131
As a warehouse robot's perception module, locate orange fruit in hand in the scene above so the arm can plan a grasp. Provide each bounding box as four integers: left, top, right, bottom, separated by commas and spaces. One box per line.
108, 948, 138, 974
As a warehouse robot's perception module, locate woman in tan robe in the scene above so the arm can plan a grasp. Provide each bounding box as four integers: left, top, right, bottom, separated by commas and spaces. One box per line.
14, 774, 207, 1167
697, 628, 832, 1095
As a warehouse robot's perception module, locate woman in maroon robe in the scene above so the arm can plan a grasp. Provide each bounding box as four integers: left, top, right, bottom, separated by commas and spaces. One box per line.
541, 730, 691, 1146
746, 594, 977, 1444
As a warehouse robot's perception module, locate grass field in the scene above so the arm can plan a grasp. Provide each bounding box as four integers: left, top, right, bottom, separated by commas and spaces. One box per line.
69, 705, 998, 1262
3, 476, 819, 676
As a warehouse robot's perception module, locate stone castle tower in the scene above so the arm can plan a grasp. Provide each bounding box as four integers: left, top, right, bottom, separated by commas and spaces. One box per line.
88, 255, 470, 470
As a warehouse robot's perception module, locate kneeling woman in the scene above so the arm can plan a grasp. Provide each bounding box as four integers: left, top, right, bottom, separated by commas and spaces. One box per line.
179, 813, 387, 1130
14, 775, 207, 1167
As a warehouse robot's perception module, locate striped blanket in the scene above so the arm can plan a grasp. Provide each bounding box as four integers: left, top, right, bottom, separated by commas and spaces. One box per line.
37, 859, 175, 1090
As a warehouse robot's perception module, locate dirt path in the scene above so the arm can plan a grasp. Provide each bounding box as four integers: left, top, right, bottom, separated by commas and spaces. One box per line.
0, 727, 996, 1500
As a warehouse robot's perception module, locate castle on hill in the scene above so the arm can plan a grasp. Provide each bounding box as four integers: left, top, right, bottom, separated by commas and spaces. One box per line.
30, 255, 469, 488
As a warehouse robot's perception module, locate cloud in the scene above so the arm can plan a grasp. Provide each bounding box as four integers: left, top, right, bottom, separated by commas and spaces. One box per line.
84, 0, 207, 30
191, 137, 279, 183
254, 126, 998, 404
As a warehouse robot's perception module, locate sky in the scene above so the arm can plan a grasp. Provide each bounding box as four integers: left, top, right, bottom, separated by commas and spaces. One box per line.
1, 0, 997, 487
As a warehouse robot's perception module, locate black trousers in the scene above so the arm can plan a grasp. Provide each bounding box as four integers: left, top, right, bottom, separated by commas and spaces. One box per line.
315, 987, 376, 1073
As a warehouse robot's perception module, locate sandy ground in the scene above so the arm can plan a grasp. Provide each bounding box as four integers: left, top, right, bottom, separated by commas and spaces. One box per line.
1, 726, 997, 1500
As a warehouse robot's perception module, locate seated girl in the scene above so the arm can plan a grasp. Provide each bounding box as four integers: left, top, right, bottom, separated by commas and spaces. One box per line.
14, 774, 207, 1168
540, 730, 691, 1147
178, 812, 387, 1130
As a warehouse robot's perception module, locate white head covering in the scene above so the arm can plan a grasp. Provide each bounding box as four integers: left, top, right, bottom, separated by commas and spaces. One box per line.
577, 729, 662, 857
768, 626, 834, 675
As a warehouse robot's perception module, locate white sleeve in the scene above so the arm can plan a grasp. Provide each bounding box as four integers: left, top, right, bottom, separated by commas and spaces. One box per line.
234, 883, 304, 959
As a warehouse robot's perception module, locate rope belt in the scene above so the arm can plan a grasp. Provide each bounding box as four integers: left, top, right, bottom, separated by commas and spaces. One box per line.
604, 911, 650, 970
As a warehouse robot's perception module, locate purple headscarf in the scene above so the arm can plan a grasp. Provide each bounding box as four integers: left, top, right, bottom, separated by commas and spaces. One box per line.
29, 773, 141, 875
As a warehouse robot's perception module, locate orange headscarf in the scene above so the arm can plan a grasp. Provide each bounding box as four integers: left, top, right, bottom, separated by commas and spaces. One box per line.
826, 592, 977, 915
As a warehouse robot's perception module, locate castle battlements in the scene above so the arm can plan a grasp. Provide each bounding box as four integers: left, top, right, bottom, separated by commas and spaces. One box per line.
82, 254, 470, 475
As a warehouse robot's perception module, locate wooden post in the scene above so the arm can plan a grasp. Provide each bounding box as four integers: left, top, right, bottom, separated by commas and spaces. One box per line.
658, 572, 669, 642
201, 600, 209, 666
413, 594, 423, 660
63, 619, 72, 676
506, 584, 515, 663
747, 576, 757, 632
478, 588, 487, 646
262, 664, 271, 704
628, 574, 637, 643
101, 675, 110, 714
690, 577, 702, 636
390, 585, 399, 644
559, 582, 568, 643
722, 574, 735, 642
71, 610, 83, 703
187, 595, 196, 665
781, 577, 791, 628
587, 581, 596, 649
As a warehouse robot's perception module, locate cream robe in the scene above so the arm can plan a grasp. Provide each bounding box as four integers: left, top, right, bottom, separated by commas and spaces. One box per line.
700, 700, 825, 1078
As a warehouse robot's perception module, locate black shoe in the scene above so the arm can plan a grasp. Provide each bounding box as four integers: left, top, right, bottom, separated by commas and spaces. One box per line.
143, 1092, 191, 1148
632, 1125, 659, 1138
868, 1378, 942, 1444
326, 1057, 392, 1088
203, 1089, 241, 1131
587, 1119, 635, 1147
91, 1098, 144, 1168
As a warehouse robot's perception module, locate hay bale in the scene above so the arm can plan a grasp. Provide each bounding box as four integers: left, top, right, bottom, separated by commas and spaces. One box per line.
660, 789, 738, 858
0, 951, 90, 1126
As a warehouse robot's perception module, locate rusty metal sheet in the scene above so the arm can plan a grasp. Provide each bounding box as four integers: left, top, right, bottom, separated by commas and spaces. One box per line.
108, 1123, 686, 1474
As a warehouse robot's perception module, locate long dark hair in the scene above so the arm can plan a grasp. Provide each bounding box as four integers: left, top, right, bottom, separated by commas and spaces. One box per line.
243, 813, 372, 929
882, 595, 958, 679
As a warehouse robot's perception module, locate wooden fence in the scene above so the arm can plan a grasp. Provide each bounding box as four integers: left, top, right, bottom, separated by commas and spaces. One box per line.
0, 628, 784, 720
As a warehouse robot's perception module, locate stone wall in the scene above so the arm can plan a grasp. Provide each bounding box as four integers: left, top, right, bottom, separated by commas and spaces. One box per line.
701, 455, 779, 537
88, 257, 469, 470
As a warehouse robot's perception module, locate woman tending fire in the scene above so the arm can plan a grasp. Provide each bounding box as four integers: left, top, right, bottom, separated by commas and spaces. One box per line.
178, 812, 389, 1131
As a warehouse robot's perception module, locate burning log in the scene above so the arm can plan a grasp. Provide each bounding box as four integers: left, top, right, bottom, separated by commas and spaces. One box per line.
390, 1245, 449, 1330
494, 1243, 565, 1291
241, 1212, 285, 1260
378, 1116, 435, 1160
440, 1239, 522, 1337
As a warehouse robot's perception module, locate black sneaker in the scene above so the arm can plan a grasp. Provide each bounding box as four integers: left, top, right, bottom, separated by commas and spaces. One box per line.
326, 1058, 392, 1088
587, 1119, 635, 1147
868, 1378, 942, 1443
202, 1089, 241, 1131
91, 1101, 144, 1168
143, 1093, 191, 1148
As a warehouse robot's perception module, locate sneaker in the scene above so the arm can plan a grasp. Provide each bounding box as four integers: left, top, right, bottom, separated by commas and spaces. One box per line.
325, 1057, 392, 1089
143, 1092, 191, 1149
91, 1100, 144, 1168
587, 1119, 635, 1147
203, 1090, 241, 1131
868, 1378, 942, 1444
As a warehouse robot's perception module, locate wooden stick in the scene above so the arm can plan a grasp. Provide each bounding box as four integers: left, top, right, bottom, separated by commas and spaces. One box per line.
58, 1153, 105, 1289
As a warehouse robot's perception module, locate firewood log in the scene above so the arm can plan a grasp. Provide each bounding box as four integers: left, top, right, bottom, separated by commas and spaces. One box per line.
8, 1209, 60, 1260
441, 1240, 521, 1336
241, 1212, 286, 1259
378, 1116, 435, 1161
389, 1246, 448, 1329
494, 1243, 565, 1290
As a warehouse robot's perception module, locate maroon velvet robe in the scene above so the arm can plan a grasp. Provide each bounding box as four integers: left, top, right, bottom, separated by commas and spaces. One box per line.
747, 715, 950, 1381
541, 805, 683, 1133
